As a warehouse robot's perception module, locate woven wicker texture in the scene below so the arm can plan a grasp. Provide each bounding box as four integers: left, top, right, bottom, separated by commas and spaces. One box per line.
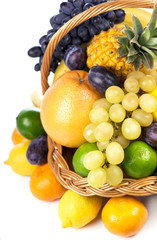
41, 0, 157, 197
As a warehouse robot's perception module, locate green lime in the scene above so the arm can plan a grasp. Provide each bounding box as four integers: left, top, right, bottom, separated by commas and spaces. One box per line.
72, 142, 98, 177
122, 141, 157, 179
16, 108, 46, 140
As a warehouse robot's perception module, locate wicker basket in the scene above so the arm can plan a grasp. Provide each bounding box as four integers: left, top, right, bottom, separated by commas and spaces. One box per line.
41, 0, 157, 197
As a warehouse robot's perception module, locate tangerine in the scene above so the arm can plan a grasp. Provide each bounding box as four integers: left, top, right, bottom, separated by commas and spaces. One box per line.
12, 127, 30, 145
101, 196, 148, 237
40, 70, 102, 148
30, 163, 66, 201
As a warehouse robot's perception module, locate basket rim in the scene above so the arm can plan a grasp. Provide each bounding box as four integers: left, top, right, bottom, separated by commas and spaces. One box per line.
42, 0, 157, 197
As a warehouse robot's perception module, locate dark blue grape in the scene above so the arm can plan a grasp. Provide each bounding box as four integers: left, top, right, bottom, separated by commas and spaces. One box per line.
91, 15, 102, 25
115, 16, 125, 24
41, 40, 48, 54
81, 34, 91, 42
69, 27, 78, 37
47, 29, 55, 35
72, 37, 82, 45
64, 45, 87, 70
73, 0, 84, 8
39, 35, 47, 45
83, 3, 94, 11
71, 8, 82, 17
109, 20, 114, 28
46, 32, 55, 42
53, 13, 67, 24
77, 25, 89, 39
88, 24, 100, 36
28, 46, 43, 58
143, 123, 157, 148
50, 57, 59, 72
51, 23, 61, 31
34, 63, 41, 71
60, 2, 74, 15
62, 15, 71, 24
105, 11, 116, 21
95, 18, 110, 31
84, 0, 93, 3
26, 136, 48, 165
60, 33, 71, 45
88, 66, 119, 94
114, 9, 125, 18
39, 55, 43, 66
93, 0, 102, 4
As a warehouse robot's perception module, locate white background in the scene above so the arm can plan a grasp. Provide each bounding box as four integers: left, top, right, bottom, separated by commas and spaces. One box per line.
0, 1, 157, 240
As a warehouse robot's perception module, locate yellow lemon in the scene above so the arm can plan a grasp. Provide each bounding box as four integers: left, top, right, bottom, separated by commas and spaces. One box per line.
58, 190, 102, 228
53, 59, 70, 82
150, 87, 157, 122
5, 142, 37, 175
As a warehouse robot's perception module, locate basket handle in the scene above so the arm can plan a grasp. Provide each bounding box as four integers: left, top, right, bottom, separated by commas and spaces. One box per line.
41, 0, 155, 94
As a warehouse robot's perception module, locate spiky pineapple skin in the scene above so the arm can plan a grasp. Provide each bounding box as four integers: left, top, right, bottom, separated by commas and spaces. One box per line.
87, 26, 135, 81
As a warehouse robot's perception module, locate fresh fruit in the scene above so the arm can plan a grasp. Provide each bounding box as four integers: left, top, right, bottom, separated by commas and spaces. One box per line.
143, 123, 157, 147
53, 59, 70, 82
5, 142, 37, 175
89, 107, 109, 124
30, 163, 66, 201
112, 132, 130, 149
106, 142, 124, 165
124, 77, 140, 93
122, 141, 157, 179
88, 66, 119, 94
72, 142, 98, 177
101, 196, 148, 237
11, 127, 30, 145
122, 93, 139, 111
121, 118, 141, 140
31, 86, 43, 108
139, 94, 157, 113
58, 189, 102, 228
83, 123, 97, 143
28, 0, 125, 73
105, 86, 124, 104
87, 6, 157, 79
16, 108, 46, 140
109, 104, 126, 123
94, 122, 114, 142
83, 150, 105, 170
26, 136, 48, 165
131, 109, 153, 127
93, 98, 112, 111
87, 167, 107, 188
106, 165, 123, 186
139, 75, 156, 92
40, 70, 102, 148
64, 45, 86, 70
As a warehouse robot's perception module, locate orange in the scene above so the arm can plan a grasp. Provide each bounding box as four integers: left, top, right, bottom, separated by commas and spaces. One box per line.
101, 196, 148, 237
30, 163, 66, 201
12, 127, 30, 145
40, 70, 102, 148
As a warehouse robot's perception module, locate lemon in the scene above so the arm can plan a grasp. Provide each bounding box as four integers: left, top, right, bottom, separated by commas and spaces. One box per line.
58, 190, 102, 228
150, 87, 157, 122
53, 59, 70, 82
5, 142, 37, 175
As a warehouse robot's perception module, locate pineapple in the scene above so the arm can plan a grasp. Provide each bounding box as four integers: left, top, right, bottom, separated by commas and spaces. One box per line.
87, 5, 157, 81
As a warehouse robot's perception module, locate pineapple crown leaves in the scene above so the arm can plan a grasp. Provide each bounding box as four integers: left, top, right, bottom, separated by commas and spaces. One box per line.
117, 4, 157, 71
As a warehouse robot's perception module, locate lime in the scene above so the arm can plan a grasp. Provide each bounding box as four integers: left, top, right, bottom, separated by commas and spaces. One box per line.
16, 108, 46, 140
122, 141, 157, 179
72, 142, 98, 177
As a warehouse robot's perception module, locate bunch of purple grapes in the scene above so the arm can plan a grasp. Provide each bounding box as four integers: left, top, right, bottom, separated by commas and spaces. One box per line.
28, 0, 125, 73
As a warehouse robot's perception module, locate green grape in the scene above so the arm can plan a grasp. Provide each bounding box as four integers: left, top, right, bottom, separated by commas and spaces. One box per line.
124, 77, 140, 93
89, 107, 109, 124
113, 133, 130, 149
139, 75, 156, 92
139, 94, 157, 113
105, 86, 124, 104
83, 150, 105, 170
97, 141, 109, 151
106, 142, 124, 164
93, 98, 112, 111
83, 123, 96, 142
109, 104, 126, 123
127, 71, 144, 80
122, 93, 139, 111
94, 122, 114, 142
106, 165, 123, 186
121, 118, 141, 140
132, 109, 153, 127
87, 168, 107, 188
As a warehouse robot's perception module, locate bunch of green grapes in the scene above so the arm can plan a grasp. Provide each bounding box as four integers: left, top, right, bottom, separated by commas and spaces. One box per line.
83, 69, 157, 189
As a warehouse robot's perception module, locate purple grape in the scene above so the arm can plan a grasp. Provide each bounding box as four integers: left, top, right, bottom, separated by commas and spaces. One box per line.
60, 2, 74, 15
26, 136, 48, 165
28, 47, 43, 58
64, 45, 87, 70
34, 63, 40, 71
39, 35, 47, 45
53, 13, 67, 24
88, 66, 119, 94
143, 123, 157, 148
